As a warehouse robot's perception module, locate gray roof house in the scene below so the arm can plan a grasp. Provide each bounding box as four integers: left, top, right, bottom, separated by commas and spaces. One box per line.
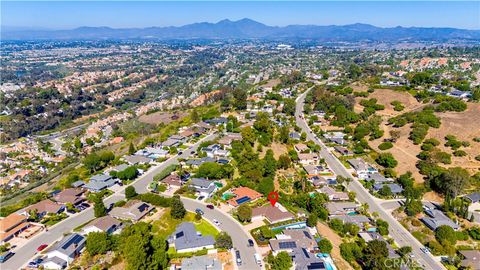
465, 192, 480, 204
189, 178, 217, 198
185, 157, 216, 167
291, 248, 327, 270
459, 250, 480, 270
269, 229, 318, 255
44, 233, 86, 267
332, 215, 371, 228
84, 174, 117, 192
181, 255, 222, 270
373, 183, 404, 195
110, 164, 129, 172
325, 202, 359, 216
109, 201, 153, 222
169, 222, 215, 253
421, 209, 460, 231
123, 155, 151, 165
367, 173, 393, 184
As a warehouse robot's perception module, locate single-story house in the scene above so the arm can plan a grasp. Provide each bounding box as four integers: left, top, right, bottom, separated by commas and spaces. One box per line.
226, 187, 263, 207
83, 216, 121, 234
291, 248, 327, 270
331, 215, 371, 228
185, 157, 216, 167
109, 201, 153, 222
43, 233, 85, 269
189, 178, 218, 198
325, 202, 359, 216
123, 155, 151, 165
347, 158, 378, 179
297, 153, 319, 165
421, 209, 460, 231
169, 222, 215, 253
367, 173, 394, 184
54, 188, 85, 205
84, 174, 117, 192
373, 183, 404, 195
22, 199, 65, 218
269, 229, 317, 255
0, 213, 30, 244
252, 204, 295, 224
181, 255, 222, 270
110, 164, 129, 172
334, 146, 353, 156
162, 174, 182, 188
459, 250, 480, 270
289, 132, 301, 140
464, 192, 480, 204
318, 186, 349, 201
294, 143, 309, 153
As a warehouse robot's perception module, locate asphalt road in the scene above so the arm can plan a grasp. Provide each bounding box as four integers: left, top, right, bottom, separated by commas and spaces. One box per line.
4, 133, 258, 270
295, 89, 445, 270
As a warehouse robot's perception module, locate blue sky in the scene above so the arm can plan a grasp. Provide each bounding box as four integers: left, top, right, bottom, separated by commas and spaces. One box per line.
2, 1, 479, 30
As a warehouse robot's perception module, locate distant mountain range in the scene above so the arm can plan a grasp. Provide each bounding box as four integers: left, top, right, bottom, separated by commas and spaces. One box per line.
3, 18, 480, 42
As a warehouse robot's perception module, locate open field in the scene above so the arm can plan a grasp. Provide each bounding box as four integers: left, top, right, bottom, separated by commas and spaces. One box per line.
316, 222, 354, 270
354, 88, 424, 117
138, 111, 188, 125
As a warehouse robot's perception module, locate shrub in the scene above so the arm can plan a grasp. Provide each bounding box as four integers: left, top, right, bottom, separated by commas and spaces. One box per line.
453, 150, 467, 157
376, 153, 398, 168
378, 142, 393, 150
318, 239, 333, 253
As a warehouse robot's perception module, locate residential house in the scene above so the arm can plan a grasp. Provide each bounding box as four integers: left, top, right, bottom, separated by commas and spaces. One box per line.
162, 174, 182, 188
358, 232, 399, 259
169, 222, 215, 253
373, 183, 404, 195
323, 132, 347, 145
185, 157, 216, 167
318, 186, 349, 201
347, 158, 378, 179
54, 188, 85, 206
269, 229, 317, 255
421, 209, 460, 231
334, 146, 353, 156
205, 117, 228, 126
464, 192, 480, 204
83, 216, 121, 234
459, 250, 480, 270
181, 255, 222, 270
189, 178, 218, 198
0, 213, 30, 244
294, 143, 309, 153
43, 233, 85, 269
123, 155, 151, 165
367, 173, 393, 184
298, 153, 319, 165
22, 199, 65, 219
145, 147, 169, 159
226, 187, 263, 207
331, 215, 370, 229
84, 174, 117, 192
289, 132, 301, 140
252, 204, 295, 224
109, 201, 153, 222
325, 202, 359, 216
291, 248, 327, 270
303, 165, 334, 178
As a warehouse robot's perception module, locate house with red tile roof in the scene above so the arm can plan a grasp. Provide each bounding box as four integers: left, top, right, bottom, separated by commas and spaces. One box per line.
226, 187, 263, 207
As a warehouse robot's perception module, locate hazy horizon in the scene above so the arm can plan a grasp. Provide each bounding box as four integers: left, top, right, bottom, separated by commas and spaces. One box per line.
2, 1, 479, 30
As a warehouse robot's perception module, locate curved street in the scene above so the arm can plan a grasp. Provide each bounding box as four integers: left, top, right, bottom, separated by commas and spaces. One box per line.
295, 88, 445, 270
3, 133, 259, 270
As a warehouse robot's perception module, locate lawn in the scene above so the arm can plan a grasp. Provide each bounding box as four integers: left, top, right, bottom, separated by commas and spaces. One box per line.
151, 210, 219, 238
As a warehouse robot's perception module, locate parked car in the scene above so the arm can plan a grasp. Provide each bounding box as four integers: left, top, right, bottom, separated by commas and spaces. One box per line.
190, 150, 195, 154
177, 151, 183, 155
37, 244, 48, 252
197, 196, 205, 201
213, 219, 221, 226
206, 204, 214, 209
235, 250, 242, 266
254, 253, 262, 266
0, 251, 13, 263
248, 239, 254, 247
195, 208, 204, 215
28, 258, 43, 268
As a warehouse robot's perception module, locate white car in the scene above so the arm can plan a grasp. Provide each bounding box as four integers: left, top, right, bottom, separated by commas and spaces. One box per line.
213, 219, 221, 226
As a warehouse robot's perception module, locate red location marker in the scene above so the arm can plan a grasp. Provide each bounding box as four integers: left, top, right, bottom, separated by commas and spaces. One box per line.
267, 191, 279, 207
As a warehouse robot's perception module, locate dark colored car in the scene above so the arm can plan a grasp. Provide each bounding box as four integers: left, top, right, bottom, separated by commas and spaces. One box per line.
248, 239, 254, 247
177, 151, 183, 155
195, 208, 204, 215
190, 150, 195, 154
206, 204, 214, 210
235, 250, 242, 266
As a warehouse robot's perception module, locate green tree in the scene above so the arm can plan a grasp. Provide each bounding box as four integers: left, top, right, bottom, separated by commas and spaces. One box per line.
268, 251, 292, 270
170, 195, 186, 219
306, 214, 318, 228
277, 154, 292, 169
125, 186, 137, 200
397, 246, 412, 258
241, 126, 256, 146
363, 239, 389, 270
318, 238, 333, 253
86, 232, 111, 256
379, 185, 392, 197
117, 166, 138, 181
344, 222, 360, 236
128, 142, 136, 155
94, 202, 107, 218
283, 98, 296, 116
123, 234, 149, 270
262, 150, 277, 177
435, 225, 457, 245
376, 153, 398, 168
149, 236, 169, 270
215, 232, 233, 249
237, 204, 252, 223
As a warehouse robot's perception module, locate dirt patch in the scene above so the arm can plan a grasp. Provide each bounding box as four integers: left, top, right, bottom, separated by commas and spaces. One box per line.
422, 191, 444, 204
258, 142, 288, 159
355, 88, 423, 117
316, 222, 354, 270
262, 78, 281, 88
138, 111, 188, 125
427, 103, 480, 174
